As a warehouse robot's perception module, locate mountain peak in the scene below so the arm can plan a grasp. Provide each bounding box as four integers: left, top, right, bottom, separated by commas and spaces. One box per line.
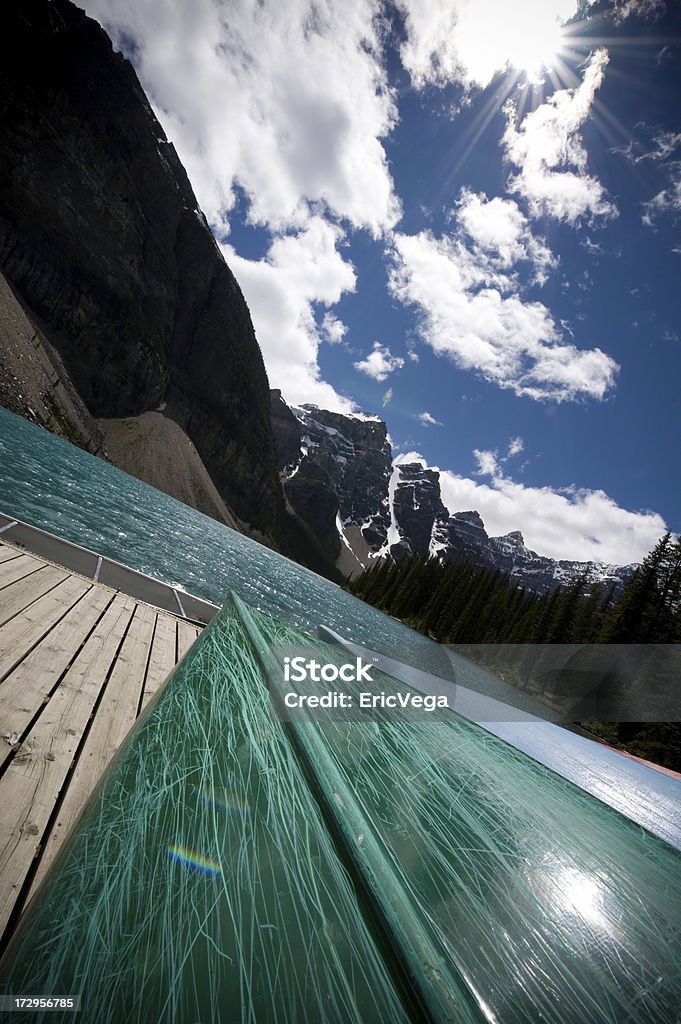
453, 510, 486, 530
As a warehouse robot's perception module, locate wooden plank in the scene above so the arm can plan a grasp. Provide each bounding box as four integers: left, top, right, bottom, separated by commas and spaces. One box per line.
29, 603, 156, 894
139, 612, 177, 711
0, 565, 69, 628
0, 545, 21, 565
0, 592, 136, 942
0, 553, 46, 591
0, 575, 91, 683
177, 619, 199, 661
0, 585, 114, 770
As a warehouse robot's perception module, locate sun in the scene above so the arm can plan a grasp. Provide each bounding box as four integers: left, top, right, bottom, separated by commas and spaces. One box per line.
505, 17, 565, 82
456, 2, 570, 88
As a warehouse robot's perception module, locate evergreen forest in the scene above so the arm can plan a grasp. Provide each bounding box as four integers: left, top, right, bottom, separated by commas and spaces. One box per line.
348, 533, 681, 771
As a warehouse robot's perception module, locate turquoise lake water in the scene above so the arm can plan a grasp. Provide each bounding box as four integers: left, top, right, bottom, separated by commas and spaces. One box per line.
0, 406, 450, 675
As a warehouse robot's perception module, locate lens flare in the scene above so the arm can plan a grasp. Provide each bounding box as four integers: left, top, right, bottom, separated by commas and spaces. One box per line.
166, 844, 223, 876
191, 785, 249, 816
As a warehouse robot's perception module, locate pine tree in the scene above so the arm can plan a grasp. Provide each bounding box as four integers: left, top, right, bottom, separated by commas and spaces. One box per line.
545, 572, 588, 643
601, 534, 675, 643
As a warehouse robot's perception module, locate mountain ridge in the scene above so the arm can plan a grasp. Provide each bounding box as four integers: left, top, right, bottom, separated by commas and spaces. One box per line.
270, 392, 637, 595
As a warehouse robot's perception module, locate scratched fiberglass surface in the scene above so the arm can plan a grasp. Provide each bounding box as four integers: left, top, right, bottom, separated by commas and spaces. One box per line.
2, 599, 680, 1024
0, 603, 414, 1024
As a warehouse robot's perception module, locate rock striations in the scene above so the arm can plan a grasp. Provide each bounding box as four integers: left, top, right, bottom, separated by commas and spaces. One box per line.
271, 392, 636, 594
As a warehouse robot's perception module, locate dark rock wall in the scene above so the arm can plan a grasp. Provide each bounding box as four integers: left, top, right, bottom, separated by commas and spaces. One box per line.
434, 510, 494, 567
392, 463, 448, 557
295, 405, 392, 548
283, 459, 341, 560
270, 390, 303, 472
0, 0, 283, 536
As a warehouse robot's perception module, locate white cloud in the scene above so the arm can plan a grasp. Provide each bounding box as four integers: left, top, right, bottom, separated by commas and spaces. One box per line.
354, 342, 405, 381
439, 470, 667, 564
82, 0, 400, 236
652, 132, 681, 161
581, 236, 604, 256
610, 0, 666, 22
321, 312, 349, 345
396, 0, 582, 89
417, 411, 442, 426
618, 129, 681, 164
474, 437, 523, 474
389, 228, 618, 401
395, 448, 666, 564
639, 136, 679, 226
617, 128, 681, 229
221, 217, 356, 410
382, 387, 394, 406
503, 50, 617, 223
642, 167, 681, 227
456, 189, 556, 283
394, 450, 427, 466
473, 449, 500, 475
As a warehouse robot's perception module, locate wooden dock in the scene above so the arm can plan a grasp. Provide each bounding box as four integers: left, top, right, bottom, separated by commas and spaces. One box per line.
0, 539, 203, 952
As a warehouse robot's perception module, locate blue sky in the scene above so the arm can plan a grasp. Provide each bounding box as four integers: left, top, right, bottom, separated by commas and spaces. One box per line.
81, 0, 680, 565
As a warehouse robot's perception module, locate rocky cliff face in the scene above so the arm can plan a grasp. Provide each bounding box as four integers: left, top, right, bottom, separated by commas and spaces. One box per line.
0, 269, 104, 453
271, 398, 393, 563
431, 509, 493, 565
391, 463, 448, 558
486, 530, 635, 596
270, 390, 304, 473
0, 0, 289, 544
296, 405, 392, 531
271, 393, 637, 593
